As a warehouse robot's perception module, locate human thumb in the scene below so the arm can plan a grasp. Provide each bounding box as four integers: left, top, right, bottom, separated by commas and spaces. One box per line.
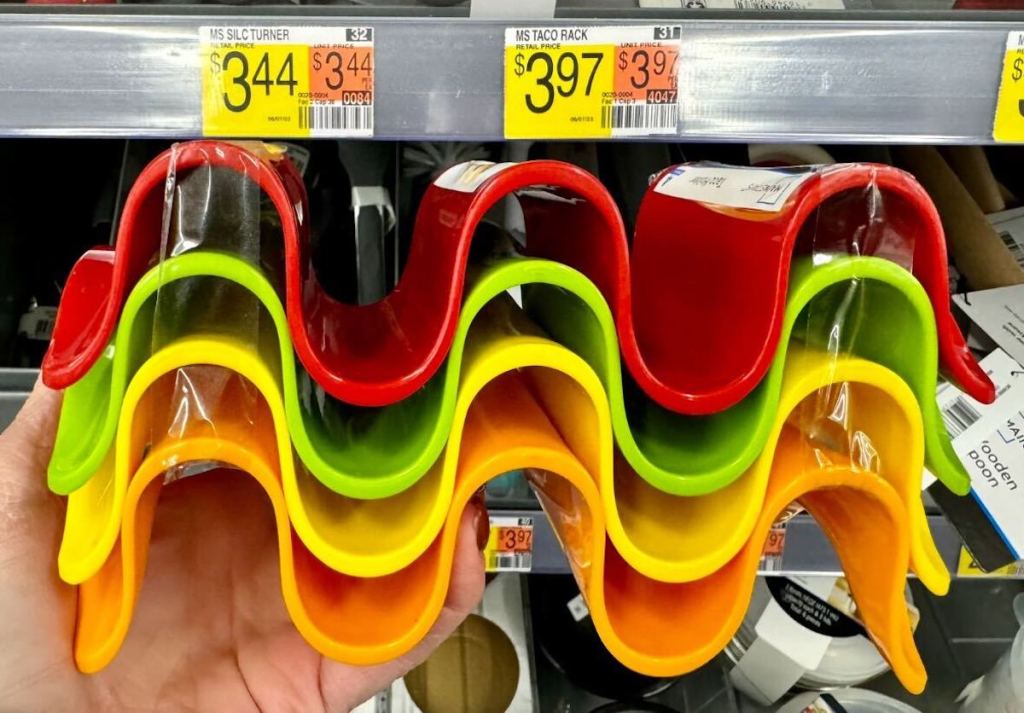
0, 378, 63, 497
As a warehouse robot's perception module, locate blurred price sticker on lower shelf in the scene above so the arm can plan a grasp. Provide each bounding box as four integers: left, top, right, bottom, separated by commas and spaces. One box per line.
958, 547, 1024, 577
485, 515, 534, 572
759, 525, 787, 572
993, 31, 1024, 141
504, 25, 681, 139
200, 26, 374, 138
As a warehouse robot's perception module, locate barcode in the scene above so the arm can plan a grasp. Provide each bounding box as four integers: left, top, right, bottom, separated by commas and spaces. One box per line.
486, 552, 532, 572
600, 103, 678, 133
999, 230, 1024, 267
299, 104, 372, 134
942, 395, 983, 439
758, 554, 784, 572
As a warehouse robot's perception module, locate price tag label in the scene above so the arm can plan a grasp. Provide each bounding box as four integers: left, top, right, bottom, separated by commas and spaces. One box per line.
485, 515, 534, 572
200, 26, 374, 138
504, 25, 681, 139
758, 525, 787, 572
994, 31, 1024, 142
958, 547, 1024, 577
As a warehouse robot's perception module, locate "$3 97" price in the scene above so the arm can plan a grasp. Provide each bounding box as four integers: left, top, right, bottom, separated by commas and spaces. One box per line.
512, 46, 677, 114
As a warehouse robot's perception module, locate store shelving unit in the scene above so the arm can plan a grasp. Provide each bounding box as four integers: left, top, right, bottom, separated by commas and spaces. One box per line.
1, 4, 1022, 581
3, 6, 1024, 712
0, 7, 1018, 142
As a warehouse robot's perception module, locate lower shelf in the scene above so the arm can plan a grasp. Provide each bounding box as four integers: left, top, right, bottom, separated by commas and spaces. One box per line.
487, 506, 976, 578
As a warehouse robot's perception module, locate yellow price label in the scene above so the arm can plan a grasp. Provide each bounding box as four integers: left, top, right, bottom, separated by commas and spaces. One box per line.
993, 31, 1024, 141
484, 515, 534, 572
200, 26, 374, 138
504, 25, 680, 140
957, 547, 1024, 577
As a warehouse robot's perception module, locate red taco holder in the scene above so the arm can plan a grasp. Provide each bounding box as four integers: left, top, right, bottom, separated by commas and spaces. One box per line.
630, 163, 995, 411
43, 141, 308, 393
43, 146, 636, 408
43, 144, 993, 412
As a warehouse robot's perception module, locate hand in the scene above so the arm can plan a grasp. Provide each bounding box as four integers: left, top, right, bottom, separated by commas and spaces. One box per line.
0, 380, 487, 712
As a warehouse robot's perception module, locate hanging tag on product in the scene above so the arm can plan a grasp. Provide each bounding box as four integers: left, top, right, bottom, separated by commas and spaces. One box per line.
653, 164, 818, 212
485, 515, 534, 572
433, 161, 517, 193
200, 26, 374, 138
504, 25, 681, 139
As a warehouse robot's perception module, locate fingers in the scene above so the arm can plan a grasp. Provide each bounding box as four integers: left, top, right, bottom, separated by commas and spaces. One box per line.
319, 496, 489, 712
0, 377, 62, 496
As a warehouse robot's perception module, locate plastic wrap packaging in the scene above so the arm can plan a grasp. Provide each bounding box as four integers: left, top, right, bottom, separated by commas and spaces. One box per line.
148, 142, 270, 482
48, 147, 965, 689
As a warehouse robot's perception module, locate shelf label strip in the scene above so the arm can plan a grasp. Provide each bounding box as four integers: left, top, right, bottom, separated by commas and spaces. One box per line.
200, 25, 374, 139
504, 25, 681, 139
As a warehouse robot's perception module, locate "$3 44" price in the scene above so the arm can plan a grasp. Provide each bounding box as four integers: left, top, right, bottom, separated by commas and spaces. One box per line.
312, 49, 372, 91
209, 50, 298, 113
209, 48, 372, 113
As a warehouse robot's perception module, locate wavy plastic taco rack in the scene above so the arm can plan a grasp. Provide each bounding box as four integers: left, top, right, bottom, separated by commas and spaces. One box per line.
60, 298, 619, 582
42, 144, 951, 692
57, 287, 946, 608
633, 162, 993, 410
73, 362, 928, 693
42, 143, 991, 414
50, 246, 971, 504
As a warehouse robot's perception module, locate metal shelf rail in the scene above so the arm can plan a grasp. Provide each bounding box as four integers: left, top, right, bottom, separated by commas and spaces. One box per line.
0, 8, 1020, 142
492, 508, 972, 576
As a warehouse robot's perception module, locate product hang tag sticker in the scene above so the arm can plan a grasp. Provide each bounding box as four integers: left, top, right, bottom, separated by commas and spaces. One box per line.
200, 26, 374, 138
433, 161, 517, 193
504, 25, 681, 139
994, 31, 1024, 142
653, 164, 818, 212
